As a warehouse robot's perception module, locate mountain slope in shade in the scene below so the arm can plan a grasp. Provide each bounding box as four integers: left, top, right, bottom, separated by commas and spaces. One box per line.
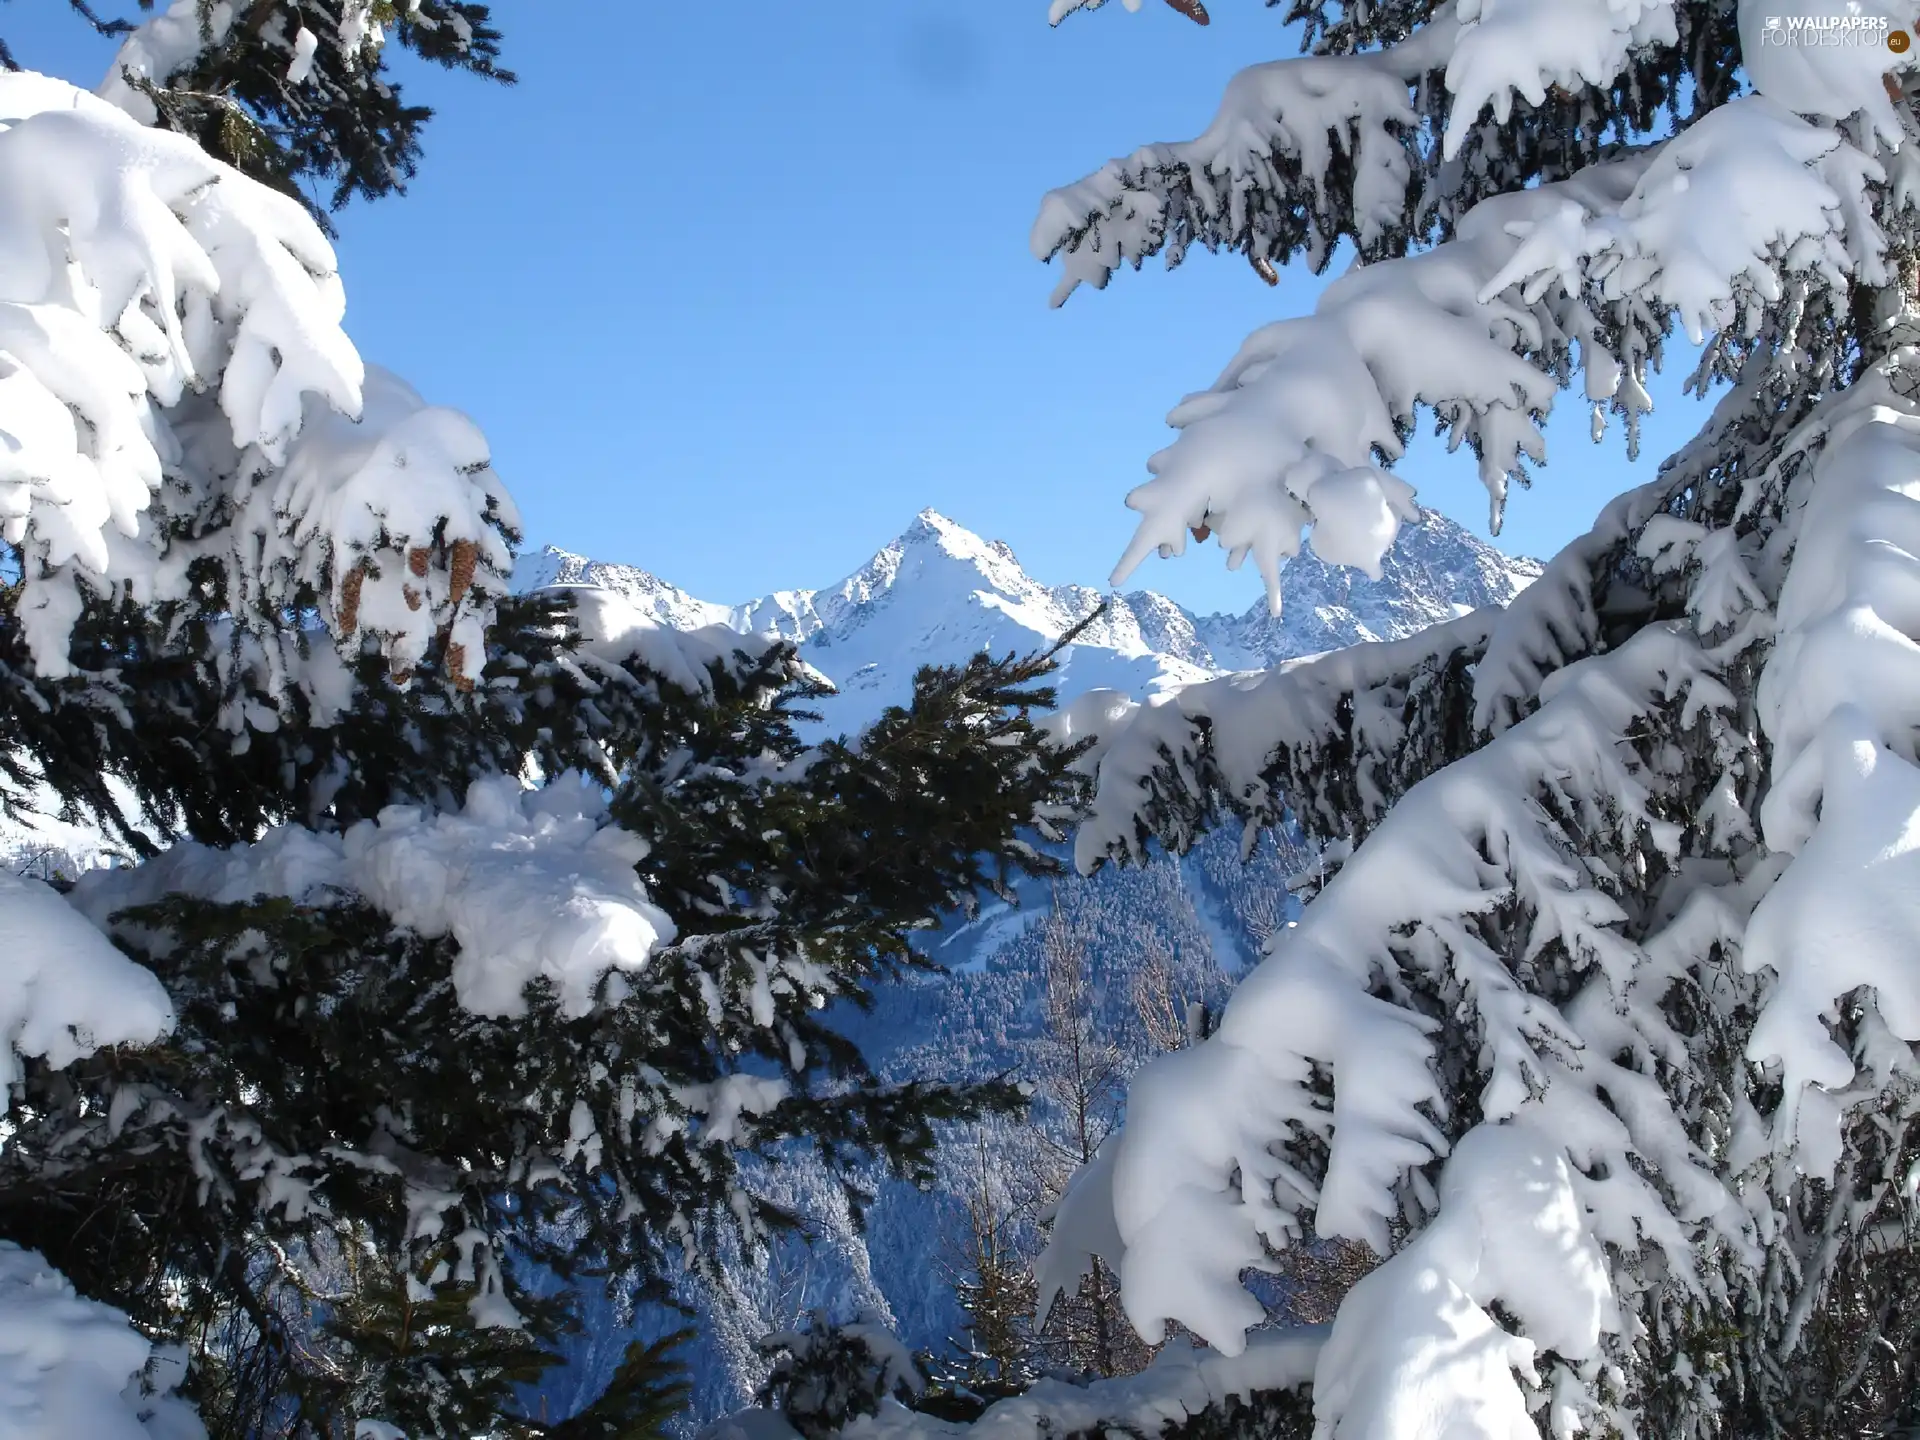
512, 507, 1542, 731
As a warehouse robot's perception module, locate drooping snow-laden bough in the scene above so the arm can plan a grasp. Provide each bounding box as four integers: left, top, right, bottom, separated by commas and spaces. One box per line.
1012, 1, 1920, 1437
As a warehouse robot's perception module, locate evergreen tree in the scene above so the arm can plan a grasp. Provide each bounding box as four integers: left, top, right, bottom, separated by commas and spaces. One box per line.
938, 1128, 1041, 1402
2, 0, 512, 228
1015, 2, 1920, 1438
756, 1311, 929, 1440
0, 49, 1089, 1440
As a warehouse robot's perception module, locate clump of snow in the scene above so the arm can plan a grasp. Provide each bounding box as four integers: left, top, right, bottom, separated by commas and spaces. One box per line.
1044, 0, 1146, 25
287, 27, 320, 86
675, 1074, 791, 1148
1486, 94, 1893, 345
1445, 0, 1676, 159
0, 69, 512, 688
1309, 1123, 1612, 1440
0, 870, 173, 1096
1746, 400, 1920, 1175
338, 1, 388, 61
70, 773, 673, 1021
95, 0, 238, 124
0, 1242, 205, 1439
249, 366, 518, 687
540, 583, 758, 696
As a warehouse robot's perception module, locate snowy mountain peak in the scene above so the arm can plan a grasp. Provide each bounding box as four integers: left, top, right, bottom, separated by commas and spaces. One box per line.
901, 508, 1021, 570
842, 508, 1038, 612
515, 509, 1541, 732
906, 505, 970, 542
511, 545, 730, 633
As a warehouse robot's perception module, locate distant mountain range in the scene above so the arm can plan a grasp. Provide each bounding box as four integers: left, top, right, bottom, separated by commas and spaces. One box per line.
513, 506, 1541, 736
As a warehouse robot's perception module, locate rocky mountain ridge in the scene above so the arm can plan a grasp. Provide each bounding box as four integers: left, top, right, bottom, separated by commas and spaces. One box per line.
513, 506, 1542, 729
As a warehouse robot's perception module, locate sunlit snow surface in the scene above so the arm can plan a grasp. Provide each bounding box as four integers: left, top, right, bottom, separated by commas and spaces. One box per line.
0, 1242, 204, 1439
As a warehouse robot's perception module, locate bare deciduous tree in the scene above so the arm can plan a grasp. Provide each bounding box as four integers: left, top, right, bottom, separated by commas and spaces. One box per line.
1130, 938, 1210, 1054
1028, 909, 1151, 1380
1270, 1236, 1379, 1326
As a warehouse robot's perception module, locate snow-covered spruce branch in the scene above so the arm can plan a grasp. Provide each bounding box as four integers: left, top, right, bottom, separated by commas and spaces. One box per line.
98, 0, 400, 123
838, 1331, 1323, 1440
1033, 0, 1715, 299
1116, 97, 1892, 609
1041, 608, 1746, 1325
1048, 605, 1494, 868
1470, 474, 1676, 734
1050, 465, 1716, 872
1030, 15, 1455, 299
93, 0, 512, 218
1052, 457, 1737, 872
1475, 264, 1920, 737
1037, 21, 1905, 615
0, 71, 513, 688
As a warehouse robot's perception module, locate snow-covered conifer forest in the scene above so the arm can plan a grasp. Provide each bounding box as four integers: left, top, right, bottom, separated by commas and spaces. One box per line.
7, 0, 1920, 1437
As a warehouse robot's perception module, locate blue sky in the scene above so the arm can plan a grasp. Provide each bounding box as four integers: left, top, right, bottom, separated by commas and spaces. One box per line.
9, 1, 1710, 616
